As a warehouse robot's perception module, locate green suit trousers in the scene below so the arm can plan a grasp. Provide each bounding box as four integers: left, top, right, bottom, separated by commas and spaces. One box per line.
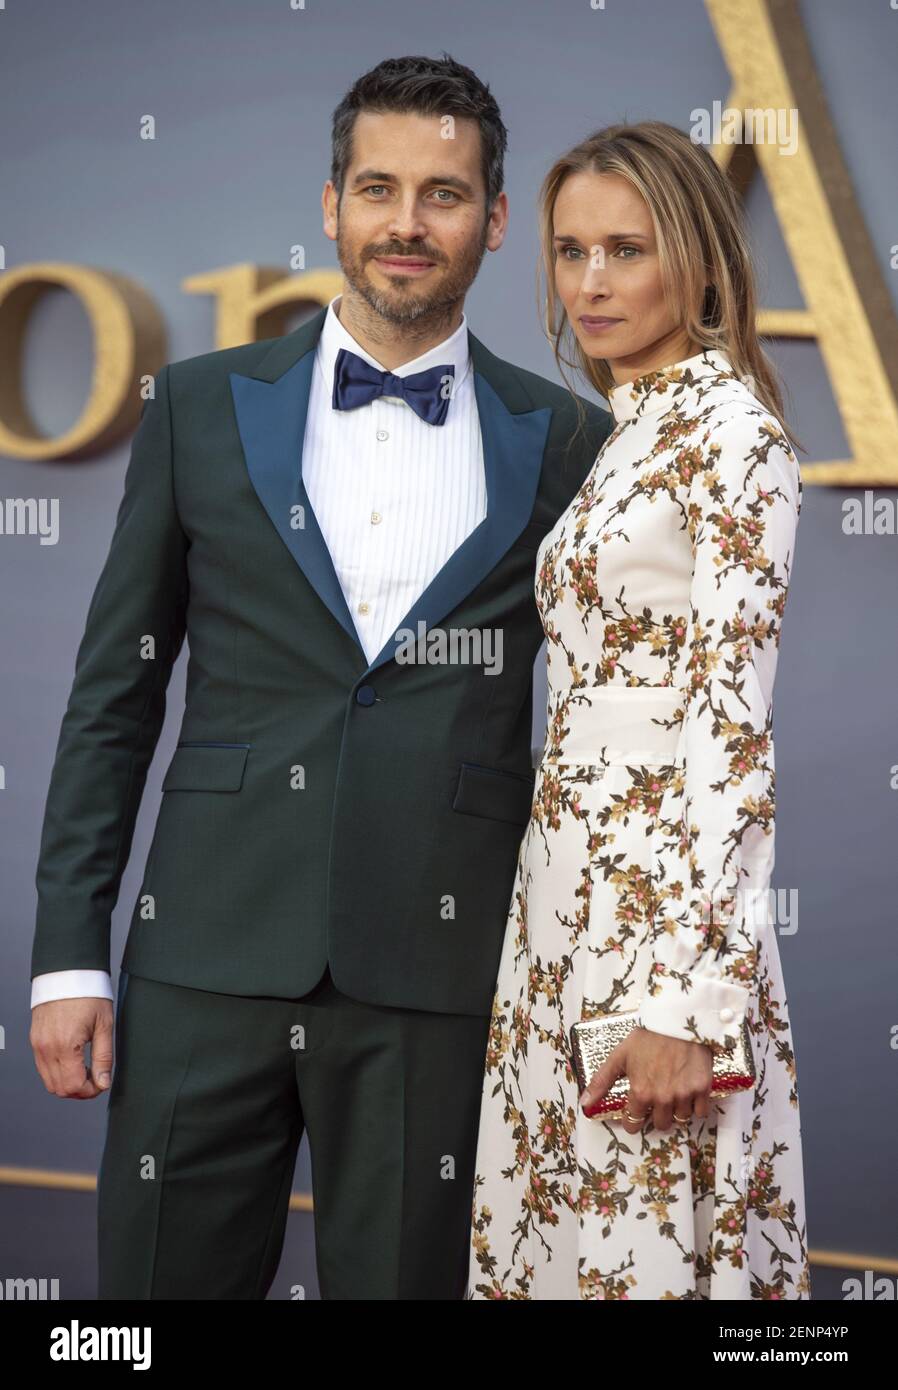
97, 967, 492, 1299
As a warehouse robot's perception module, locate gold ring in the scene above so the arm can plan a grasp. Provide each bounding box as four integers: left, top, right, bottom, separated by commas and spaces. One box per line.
673, 1112, 692, 1123
623, 1109, 649, 1124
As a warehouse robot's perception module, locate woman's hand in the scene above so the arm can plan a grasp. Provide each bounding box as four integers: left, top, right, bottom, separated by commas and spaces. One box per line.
580, 1026, 714, 1134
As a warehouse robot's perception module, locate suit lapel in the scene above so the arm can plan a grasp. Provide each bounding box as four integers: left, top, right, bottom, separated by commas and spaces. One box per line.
229, 310, 553, 676
229, 307, 363, 652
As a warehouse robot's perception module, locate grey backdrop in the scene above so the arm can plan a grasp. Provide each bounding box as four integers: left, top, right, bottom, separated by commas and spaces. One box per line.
2, 0, 896, 1299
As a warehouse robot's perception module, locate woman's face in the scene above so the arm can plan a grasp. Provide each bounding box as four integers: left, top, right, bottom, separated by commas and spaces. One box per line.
552, 169, 695, 384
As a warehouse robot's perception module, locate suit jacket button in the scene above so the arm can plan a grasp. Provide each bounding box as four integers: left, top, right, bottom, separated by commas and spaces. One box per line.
356, 685, 376, 706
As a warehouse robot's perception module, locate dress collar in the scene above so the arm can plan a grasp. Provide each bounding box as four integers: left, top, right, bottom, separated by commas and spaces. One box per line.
607, 347, 741, 422
318, 293, 472, 395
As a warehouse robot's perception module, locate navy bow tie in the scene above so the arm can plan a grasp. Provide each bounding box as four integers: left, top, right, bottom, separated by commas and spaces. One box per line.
332, 347, 455, 426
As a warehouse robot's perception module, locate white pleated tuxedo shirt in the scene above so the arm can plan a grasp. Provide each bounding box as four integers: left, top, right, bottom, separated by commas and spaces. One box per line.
32, 294, 487, 1008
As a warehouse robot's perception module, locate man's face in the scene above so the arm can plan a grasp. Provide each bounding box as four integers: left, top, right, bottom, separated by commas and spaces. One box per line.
323, 110, 506, 325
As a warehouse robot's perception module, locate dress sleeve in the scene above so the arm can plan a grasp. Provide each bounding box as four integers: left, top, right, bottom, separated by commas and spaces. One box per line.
636, 407, 801, 1052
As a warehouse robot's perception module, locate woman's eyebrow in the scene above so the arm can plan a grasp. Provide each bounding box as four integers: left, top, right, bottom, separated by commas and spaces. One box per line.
552, 231, 648, 243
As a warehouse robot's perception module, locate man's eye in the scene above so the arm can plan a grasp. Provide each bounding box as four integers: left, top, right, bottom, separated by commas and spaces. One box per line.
366, 186, 388, 196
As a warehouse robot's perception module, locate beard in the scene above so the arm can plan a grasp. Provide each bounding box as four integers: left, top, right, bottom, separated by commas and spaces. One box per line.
336, 219, 489, 327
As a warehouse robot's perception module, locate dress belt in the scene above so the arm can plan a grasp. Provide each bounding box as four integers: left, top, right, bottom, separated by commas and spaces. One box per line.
540, 685, 686, 768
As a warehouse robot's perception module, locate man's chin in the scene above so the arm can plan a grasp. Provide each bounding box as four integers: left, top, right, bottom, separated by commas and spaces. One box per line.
358, 276, 445, 324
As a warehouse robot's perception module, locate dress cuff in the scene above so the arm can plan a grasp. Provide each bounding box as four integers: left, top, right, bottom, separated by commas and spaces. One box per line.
636, 971, 752, 1050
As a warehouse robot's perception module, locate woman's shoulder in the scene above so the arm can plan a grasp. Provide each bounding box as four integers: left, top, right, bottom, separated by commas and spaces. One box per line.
694, 388, 801, 517
700, 378, 793, 450
698, 384, 799, 475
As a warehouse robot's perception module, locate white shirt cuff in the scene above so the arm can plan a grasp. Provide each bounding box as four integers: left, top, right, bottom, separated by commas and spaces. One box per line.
31, 970, 115, 1008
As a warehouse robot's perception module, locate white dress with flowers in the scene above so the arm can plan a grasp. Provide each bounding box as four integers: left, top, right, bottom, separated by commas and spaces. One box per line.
466, 349, 810, 1300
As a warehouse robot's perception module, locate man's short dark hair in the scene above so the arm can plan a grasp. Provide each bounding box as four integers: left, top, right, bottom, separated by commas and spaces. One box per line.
331, 53, 507, 209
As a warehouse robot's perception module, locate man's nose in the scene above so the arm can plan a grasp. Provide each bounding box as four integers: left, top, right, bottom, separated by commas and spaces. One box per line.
386, 201, 431, 244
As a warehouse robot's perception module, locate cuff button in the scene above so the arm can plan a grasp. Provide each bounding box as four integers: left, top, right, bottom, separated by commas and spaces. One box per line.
719, 1007, 735, 1023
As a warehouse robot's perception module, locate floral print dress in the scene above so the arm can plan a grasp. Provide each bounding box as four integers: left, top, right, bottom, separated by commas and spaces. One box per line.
467, 349, 810, 1300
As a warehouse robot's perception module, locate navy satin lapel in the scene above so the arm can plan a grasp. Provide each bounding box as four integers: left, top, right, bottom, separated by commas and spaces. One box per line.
229, 355, 364, 653
363, 371, 552, 677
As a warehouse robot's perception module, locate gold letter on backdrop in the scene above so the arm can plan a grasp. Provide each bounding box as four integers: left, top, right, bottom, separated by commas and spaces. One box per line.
0, 264, 166, 460
182, 266, 343, 349
4, 2, 895, 478
706, 0, 898, 484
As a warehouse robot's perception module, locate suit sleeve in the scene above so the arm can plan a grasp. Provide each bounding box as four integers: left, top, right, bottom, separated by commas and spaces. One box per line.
580, 394, 615, 457
31, 364, 189, 977
636, 410, 801, 1051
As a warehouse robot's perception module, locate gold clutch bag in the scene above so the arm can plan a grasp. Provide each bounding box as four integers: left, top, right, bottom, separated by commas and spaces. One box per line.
569, 1006, 755, 1116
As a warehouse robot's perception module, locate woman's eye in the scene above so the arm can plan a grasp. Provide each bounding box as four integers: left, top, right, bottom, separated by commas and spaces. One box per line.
615, 244, 641, 258
560, 246, 584, 260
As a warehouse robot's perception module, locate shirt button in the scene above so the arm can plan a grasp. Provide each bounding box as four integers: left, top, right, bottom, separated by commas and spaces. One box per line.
358, 601, 370, 615
376, 429, 389, 442
370, 512, 382, 525
719, 1007, 734, 1023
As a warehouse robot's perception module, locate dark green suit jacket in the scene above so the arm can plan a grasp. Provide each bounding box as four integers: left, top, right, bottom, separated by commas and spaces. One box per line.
32, 306, 611, 1015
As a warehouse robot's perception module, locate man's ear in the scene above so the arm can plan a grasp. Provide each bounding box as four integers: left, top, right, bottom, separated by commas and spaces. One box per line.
322, 181, 339, 241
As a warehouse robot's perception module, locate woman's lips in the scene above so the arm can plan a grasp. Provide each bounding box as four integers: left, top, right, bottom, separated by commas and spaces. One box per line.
580, 316, 623, 332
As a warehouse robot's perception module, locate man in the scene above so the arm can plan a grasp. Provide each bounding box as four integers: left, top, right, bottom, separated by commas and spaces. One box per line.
30, 52, 611, 1299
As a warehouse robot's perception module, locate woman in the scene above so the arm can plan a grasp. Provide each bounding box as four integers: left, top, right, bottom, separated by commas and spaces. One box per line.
467, 121, 810, 1300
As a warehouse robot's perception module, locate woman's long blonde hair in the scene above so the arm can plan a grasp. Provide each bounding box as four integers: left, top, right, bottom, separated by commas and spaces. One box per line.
538, 120, 801, 453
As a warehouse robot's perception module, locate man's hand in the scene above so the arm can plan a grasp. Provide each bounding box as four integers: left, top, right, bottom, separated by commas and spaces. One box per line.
580, 1026, 714, 1134
30, 998, 115, 1099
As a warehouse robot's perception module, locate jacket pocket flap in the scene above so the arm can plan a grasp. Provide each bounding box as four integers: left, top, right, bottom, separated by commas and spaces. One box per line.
452, 762, 535, 826
162, 744, 249, 792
